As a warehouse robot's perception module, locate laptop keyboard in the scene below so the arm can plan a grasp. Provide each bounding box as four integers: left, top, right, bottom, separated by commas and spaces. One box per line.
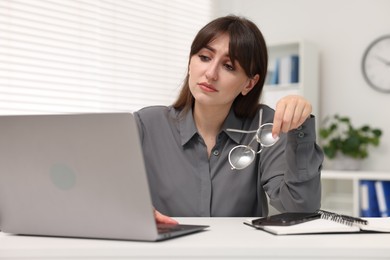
157, 224, 185, 234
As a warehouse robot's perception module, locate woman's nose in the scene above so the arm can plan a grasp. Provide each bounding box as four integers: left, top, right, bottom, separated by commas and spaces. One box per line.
205, 62, 218, 81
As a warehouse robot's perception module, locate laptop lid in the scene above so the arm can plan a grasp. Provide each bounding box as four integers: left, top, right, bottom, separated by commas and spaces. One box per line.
0, 113, 208, 241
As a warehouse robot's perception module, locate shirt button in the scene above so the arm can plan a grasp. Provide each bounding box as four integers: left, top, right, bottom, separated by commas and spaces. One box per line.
298, 132, 305, 138
213, 150, 220, 156
297, 125, 303, 130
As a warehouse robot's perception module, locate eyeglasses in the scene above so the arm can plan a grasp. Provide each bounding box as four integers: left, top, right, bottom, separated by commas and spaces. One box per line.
226, 109, 279, 170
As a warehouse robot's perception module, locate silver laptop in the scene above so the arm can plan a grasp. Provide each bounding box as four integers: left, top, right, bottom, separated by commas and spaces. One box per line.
0, 113, 208, 241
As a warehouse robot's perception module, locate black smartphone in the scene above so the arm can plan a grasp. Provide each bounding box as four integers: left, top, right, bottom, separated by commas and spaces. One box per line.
251, 212, 321, 226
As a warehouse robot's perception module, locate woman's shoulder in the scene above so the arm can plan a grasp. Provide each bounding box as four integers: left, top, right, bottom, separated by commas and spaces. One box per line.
136, 105, 169, 115
259, 104, 274, 113
135, 105, 179, 123
257, 104, 275, 122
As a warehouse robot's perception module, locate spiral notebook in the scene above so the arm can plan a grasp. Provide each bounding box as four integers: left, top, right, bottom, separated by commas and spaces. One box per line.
244, 210, 390, 235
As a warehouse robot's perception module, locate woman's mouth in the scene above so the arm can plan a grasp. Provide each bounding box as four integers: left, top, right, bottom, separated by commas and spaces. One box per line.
198, 82, 218, 92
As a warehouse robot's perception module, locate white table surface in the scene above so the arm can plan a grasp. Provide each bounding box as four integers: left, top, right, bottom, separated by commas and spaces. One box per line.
1, 217, 390, 260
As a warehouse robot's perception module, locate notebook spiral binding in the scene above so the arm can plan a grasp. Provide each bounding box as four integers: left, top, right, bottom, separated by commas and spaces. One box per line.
317, 209, 368, 226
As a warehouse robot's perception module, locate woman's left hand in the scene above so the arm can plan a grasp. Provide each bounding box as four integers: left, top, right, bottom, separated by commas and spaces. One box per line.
154, 209, 179, 225
272, 95, 312, 138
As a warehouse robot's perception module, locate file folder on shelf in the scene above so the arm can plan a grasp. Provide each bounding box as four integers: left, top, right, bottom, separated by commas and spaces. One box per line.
375, 181, 390, 217
360, 180, 380, 217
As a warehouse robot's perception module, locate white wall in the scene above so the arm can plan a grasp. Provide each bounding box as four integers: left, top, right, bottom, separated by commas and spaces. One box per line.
213, 0, 390, 171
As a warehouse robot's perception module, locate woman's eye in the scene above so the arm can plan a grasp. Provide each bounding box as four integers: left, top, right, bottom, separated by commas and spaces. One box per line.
198, 55, 210, 62
224, 64, 235, 71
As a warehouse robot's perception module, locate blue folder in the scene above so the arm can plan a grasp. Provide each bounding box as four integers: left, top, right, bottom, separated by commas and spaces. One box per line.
375, 181, 390, 217
359, 180, 380, 217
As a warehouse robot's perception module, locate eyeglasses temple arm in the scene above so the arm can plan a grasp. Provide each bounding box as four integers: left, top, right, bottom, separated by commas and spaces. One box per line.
226, 128, 258, 134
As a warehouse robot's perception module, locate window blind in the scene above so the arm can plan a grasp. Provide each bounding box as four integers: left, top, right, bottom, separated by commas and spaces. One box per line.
0, 0, 212, 114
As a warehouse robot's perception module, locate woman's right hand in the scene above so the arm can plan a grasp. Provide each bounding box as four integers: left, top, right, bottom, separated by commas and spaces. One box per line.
154, 209, 179, 225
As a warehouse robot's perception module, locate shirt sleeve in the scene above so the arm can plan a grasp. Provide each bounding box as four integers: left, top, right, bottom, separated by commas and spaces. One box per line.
260, 116, 324, 213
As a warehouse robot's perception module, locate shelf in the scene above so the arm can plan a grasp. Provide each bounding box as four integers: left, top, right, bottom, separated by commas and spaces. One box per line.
262, 40, 319, 124
321, 170, 390, 216
264, 84, 300, 91
321, 192, 354, 216
322, 170, 390, 180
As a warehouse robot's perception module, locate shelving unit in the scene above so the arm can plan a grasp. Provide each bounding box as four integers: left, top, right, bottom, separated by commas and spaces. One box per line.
321, 170, 390, 216
262, 40, 319, 120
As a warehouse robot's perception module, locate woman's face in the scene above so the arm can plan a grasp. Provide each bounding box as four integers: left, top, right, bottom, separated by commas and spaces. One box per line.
188, 33, 258, 110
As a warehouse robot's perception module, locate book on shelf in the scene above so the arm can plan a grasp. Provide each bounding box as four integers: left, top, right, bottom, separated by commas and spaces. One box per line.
268, 55, 299, 86
290, 55, 299, 83
360, 180, 380, 217
279, 55, 299, 84
244, 210, 390, 235
375, 181, 390, 217
269, 58, 279, 85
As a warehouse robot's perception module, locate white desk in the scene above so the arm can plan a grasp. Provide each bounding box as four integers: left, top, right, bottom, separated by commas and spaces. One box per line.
1, 218, 389, 260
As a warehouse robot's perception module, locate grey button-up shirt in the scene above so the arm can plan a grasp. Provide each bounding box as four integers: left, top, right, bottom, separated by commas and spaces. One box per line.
134, 105, 323, 217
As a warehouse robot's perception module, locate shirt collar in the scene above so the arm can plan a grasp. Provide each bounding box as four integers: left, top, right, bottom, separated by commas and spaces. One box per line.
178, 107, 245, 146
221, 109, 245, 144
178, 108, 198, 146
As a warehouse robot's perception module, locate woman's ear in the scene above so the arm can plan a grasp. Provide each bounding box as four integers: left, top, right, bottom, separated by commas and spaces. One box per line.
241, 74, 260, 96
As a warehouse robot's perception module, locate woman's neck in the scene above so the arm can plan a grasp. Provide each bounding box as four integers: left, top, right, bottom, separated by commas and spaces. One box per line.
192, 103, 231, 157
193, 103, 230, 134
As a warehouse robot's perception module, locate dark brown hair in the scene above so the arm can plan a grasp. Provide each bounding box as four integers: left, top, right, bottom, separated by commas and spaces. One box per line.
172, 15, 268, 118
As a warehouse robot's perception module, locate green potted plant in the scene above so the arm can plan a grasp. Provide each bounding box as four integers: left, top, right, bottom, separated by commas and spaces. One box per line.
319, 114, 382, 170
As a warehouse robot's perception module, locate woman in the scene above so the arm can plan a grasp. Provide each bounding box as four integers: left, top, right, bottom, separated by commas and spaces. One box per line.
134, 15, 323, 224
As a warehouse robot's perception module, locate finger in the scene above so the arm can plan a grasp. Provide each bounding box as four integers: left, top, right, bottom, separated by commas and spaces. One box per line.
280, 100, 297, 133
291, 100, 305, 129
154, 209, 179, 225
272, 100, 286, 138
293, 101, 312, 128
303, 103, 313, 122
